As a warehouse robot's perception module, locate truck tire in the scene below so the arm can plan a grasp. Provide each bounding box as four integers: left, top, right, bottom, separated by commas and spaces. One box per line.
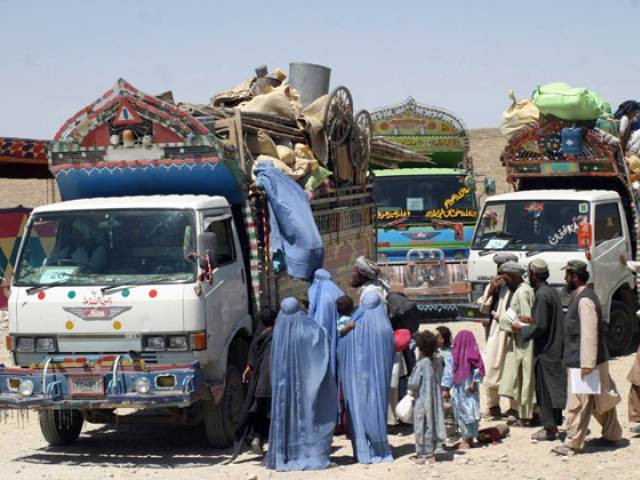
39, 409, 84, 446
607, 300, 634, 356
203, 365, 245, 448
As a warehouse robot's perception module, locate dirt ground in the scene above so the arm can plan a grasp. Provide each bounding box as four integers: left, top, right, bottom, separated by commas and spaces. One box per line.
1, 319, 639, 480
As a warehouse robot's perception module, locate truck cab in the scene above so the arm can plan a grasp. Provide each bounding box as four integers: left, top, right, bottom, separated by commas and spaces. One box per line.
468, 189, 636, 354
373, 168, 477, 318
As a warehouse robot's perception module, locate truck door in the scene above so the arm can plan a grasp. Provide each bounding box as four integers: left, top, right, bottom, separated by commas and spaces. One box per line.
202, 214, 248, 362
592, 201, 631, 316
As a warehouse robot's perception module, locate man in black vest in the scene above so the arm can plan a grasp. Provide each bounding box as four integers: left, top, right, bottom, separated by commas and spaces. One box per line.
552, 260, 622, 456
512, 258, 566, 441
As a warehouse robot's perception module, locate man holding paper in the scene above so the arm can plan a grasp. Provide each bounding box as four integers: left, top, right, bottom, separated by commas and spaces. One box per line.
552, 260, 622, 456
478, 253, 519, 419
512, 258, 566, 441
497, 261, 536, 426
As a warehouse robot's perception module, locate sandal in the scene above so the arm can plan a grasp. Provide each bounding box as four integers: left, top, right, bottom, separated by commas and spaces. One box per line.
551, 444, 580, 456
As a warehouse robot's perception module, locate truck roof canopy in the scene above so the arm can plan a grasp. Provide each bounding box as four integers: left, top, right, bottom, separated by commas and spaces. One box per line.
32, 194, 230, 213
486, 189, 621, 202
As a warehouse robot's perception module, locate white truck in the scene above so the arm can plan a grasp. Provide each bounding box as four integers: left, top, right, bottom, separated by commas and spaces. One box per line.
467, 117, 639, 355
0, 78, 375, 447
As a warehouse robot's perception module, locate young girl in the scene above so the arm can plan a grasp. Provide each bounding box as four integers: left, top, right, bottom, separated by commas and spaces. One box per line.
436, 326, 456, 439
407, 331, 447, 465
451, 330, 485, 449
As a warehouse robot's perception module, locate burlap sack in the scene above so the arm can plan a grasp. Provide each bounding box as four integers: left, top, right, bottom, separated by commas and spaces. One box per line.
298, 95, 329, 165
240, 84, 301, 121
211, 77, 254, 107
500, 90, 540, 138
276, 145, 296, 166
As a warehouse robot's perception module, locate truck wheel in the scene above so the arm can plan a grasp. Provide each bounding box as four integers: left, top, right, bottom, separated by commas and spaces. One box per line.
39, 409, 84, 446
203, 365, 245, 448
607, 300, 633, 356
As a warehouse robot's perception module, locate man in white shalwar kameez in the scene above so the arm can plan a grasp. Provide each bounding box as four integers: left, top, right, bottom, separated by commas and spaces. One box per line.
478, 253, 518, 419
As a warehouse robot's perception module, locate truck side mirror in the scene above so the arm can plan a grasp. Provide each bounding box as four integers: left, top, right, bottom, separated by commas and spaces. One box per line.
484, 177, 497, 196
197, 232, 218, 269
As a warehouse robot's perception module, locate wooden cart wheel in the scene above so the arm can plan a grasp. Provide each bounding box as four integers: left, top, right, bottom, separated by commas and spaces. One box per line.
352, 109, 372, 167
324, 86, 353, 146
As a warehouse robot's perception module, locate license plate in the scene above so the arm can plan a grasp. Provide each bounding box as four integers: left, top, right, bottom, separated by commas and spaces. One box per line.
69, 376, 104, 397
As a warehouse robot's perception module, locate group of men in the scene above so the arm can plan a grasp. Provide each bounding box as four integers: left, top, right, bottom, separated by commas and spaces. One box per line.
479, 254, 624, 455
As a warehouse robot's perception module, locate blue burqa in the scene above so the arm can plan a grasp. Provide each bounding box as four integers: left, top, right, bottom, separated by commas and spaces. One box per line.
337, 291, 395, 464
266, 297, 338, 471
255, 161, 323, 281
308, 268, 344, 381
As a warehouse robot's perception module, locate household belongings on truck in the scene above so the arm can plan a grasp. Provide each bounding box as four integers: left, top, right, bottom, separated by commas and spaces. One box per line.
48, 68, 374, 299
180, 64, 373, 196
498, 83, 637, 184
499, 83, 620, 152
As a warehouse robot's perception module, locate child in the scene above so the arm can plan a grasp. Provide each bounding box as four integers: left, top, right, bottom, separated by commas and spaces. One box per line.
436, 326, 456, 439
451, 330, 485, 449
336, 295, 355, 335
407, 331, 447, 465
229, 307, 276, 462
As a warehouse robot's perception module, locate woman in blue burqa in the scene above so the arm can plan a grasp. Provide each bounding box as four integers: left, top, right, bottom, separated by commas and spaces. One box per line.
308, 268, 344, 382
337, 291, 395, 464
266, 297, 338, 471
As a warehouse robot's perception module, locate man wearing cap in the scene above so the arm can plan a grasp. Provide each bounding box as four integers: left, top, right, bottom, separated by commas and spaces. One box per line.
512, 258, 565, 441
352, 256, 388, 308
498, 261, 536, 426
478, 253, 518, 419
552, 260, 622, 456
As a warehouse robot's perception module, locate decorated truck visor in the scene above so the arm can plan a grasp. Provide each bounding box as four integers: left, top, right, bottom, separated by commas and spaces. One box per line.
373, 174, 478, 223
473, 200, 591, 251
48, 79, 244, 203
370, 97, 470, 169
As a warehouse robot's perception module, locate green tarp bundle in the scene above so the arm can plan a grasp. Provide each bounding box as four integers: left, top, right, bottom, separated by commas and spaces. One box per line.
532, 82, 607, 121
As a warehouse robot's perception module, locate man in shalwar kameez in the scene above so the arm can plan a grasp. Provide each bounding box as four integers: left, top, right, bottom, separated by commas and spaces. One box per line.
266, 297, 338, 471
478, 253, 518, 419
512, 259, 566, 441
619, 256, 640, 434
338, 291, 395, 464
552, 260, 622, 456
498, 261, 536, 425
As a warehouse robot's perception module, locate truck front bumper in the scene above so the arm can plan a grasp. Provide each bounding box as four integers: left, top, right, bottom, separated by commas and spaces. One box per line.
410, 294, 471, 321
0, 356, 205, 409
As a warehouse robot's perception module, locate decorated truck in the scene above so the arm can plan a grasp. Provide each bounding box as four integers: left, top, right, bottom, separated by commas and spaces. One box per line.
370, 98, 483, 319
0, 70, 375, 447
467, 116, 639, 354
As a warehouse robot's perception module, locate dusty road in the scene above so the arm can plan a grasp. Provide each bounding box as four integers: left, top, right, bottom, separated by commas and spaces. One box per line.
1, 319, 639, 480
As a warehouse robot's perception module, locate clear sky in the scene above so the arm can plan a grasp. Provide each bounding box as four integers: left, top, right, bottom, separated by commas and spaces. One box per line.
2, 0, 640, 139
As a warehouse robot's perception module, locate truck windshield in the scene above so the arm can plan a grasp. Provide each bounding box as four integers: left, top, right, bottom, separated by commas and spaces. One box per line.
472, 200, 590, 251
14, 209, 196, 287
373, 175, 478, 224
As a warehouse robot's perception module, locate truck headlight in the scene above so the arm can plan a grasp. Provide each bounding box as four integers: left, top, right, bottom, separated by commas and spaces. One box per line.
35, 337, 56, 353
144, 336, 166, 351
18, 379, 34, 397
16, 337, 35, 353
168, 335, 188, 351
134, 377, 151, 394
